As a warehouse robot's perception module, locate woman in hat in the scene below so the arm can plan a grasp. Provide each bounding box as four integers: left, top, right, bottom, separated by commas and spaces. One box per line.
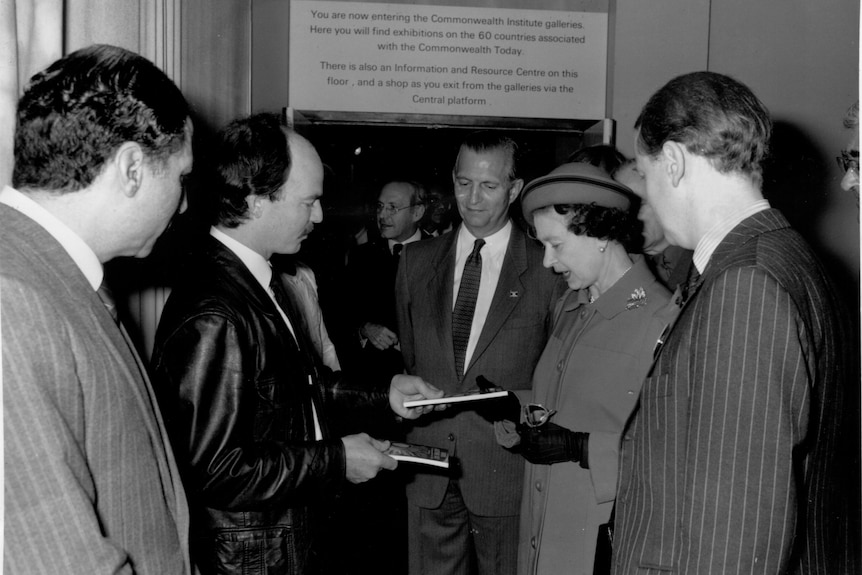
509, 162, 679, 575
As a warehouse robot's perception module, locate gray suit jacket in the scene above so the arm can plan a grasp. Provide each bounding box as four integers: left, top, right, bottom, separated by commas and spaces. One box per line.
1, 205, 191, 574
395, 223, 562, 515
613, 209, 858, 574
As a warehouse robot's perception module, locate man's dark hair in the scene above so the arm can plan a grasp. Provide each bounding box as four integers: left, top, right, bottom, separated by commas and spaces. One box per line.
13, 44, 189, 192
211, 113, 292, 228
634, 71, 772, 187
457, 131, 520, 183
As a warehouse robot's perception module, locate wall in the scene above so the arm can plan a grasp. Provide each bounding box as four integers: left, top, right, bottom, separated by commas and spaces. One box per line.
249, 0, 859, 293
707, 0, 860, 295
610, 0, 711, 155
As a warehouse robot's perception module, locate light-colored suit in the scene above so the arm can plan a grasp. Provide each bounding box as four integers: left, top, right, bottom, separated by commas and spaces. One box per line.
1, 205, 191, 574
613, 209, 858, 574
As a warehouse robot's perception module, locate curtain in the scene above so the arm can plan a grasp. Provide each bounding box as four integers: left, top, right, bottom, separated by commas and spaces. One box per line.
0, 0, 63, 187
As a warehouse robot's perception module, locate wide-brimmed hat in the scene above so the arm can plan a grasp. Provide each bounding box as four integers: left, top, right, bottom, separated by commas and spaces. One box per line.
520, 162, 634, 225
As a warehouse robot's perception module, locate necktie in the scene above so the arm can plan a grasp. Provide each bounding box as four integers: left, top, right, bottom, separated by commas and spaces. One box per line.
97, 281, 119, 324
452, 238, 485, 378
679, 264, 701, 306
393, 243, 403, 258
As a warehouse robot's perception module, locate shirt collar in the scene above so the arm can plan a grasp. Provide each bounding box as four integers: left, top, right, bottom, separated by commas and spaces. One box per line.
210, 226, 273, 291
388, 228, 422, 253
692, 199, 770, 273
457, 220, 512, 258
0, 186, 103, 290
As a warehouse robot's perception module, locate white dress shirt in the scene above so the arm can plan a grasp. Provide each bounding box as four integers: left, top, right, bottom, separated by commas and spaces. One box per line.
452, 220, 512, 374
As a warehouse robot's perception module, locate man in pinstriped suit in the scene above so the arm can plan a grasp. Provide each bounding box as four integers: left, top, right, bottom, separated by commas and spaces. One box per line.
2, 45, 194, 574
612, 72, 858, 574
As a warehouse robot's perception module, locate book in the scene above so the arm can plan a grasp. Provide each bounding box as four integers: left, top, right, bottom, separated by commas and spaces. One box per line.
384, 442, 450, 468
403, 389, 509, 408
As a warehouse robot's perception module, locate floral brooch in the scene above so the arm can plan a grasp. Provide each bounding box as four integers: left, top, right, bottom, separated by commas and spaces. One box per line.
626, 287, 647, 310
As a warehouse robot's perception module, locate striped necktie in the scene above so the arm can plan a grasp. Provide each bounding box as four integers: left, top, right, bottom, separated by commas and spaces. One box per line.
452, 238, 484, 378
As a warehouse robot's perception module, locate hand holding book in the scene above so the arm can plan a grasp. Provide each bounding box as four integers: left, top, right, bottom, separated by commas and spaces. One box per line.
403, 376, 521, 423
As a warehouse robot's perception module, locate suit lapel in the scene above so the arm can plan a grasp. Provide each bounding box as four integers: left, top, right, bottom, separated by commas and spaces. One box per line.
428, 232, 458, 377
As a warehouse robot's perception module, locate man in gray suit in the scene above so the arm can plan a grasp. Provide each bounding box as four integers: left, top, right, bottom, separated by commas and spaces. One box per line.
612, 71, 857, 574
1, 44, 194, 573
396, 131, 562, 575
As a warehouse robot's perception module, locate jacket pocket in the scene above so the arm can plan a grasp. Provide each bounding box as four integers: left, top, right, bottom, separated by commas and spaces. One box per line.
207, 525, 305, 574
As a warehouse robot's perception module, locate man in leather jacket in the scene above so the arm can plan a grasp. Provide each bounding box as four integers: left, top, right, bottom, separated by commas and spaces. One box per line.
151, 113, 442, 575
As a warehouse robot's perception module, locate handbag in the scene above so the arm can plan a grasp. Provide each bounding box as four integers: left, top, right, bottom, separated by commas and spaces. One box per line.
593, 516, 614, 575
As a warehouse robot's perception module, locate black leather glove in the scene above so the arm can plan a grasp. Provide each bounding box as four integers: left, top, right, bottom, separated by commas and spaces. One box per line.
473, 376, 521, 422
517, 422, 589, 467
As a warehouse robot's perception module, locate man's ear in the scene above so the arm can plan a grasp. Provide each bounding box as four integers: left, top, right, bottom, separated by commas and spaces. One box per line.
116, 142, 145, 197
247, 195, 264, 218
411, 203, 426, 223
508, 178, 524, 204
661, 141, 686, 187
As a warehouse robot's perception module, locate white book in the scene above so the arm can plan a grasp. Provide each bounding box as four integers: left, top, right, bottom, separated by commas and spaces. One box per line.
403, 389, 509, 408
384, 442, 450, 468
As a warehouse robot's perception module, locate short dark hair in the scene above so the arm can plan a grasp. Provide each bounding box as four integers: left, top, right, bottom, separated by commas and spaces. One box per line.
567, 144, 628, 176
211, 113, 292, 227
634, 71, 772, 187
457, 131, 520, 182
538, 203, 637, 248
13, 44, 189, 192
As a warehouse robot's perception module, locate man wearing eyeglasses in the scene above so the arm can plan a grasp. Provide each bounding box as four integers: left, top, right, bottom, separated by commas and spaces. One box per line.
838, 100, 859, 208
345, 179, 428, 382
337, 179, 429, 574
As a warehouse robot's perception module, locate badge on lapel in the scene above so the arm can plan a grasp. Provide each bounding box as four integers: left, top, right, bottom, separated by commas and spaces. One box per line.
626, 287, 647, 310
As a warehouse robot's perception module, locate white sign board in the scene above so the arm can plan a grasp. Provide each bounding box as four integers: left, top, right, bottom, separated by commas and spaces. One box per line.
289, 0, 608, 120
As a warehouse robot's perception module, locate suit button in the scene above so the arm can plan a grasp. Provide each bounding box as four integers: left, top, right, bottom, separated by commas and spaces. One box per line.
580, 309, 587, 318
448, 433, 455, 441
627, 390, 635, 395
530, 536, 537, 549
535, 481, 542, 492
556, 361, 564, 371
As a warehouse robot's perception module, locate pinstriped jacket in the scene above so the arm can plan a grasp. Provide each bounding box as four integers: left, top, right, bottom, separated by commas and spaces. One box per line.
1, 205, 191, 574
612, 209, 858, 574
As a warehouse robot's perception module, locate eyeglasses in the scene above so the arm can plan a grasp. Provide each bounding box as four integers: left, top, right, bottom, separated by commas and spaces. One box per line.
522, 403, 557, 428
836, 150, 860, 173
376, 203, 415, 216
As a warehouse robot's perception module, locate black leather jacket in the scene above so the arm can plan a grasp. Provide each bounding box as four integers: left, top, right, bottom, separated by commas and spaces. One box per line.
151, 236, 388, 575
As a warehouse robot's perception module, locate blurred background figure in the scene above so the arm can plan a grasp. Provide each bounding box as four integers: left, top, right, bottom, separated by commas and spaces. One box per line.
345, 179, 427, 383
838, 100, 859, 208
613, 159, 693, 292
421, 180, 458, 237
